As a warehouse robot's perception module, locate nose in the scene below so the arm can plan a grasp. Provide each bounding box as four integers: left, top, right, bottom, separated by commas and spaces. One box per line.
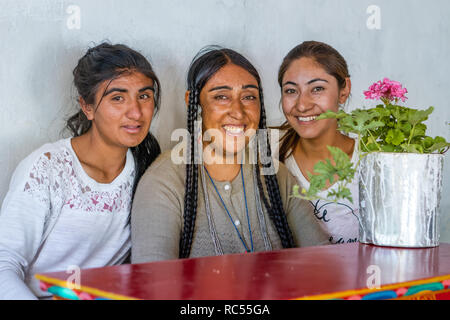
228, 97, 245, 120
296, 92, 313, 113
127, 97, 143, 120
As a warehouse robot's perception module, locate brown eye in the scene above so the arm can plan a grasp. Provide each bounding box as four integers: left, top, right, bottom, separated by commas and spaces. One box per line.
112, 96, 123, 101
139, 93, 150, 99
283, 88, 297, 94
312, 86, 324, 93
214, 95, 228, 100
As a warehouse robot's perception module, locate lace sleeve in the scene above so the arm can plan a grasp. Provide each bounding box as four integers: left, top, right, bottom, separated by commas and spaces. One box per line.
22, 152, 52, 206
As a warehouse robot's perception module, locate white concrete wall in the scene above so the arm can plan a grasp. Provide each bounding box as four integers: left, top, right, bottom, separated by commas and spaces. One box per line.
1, 0, 449, 241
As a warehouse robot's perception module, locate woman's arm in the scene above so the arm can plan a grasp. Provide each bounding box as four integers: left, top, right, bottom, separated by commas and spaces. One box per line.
131, 156, 183, 263
0, 188, 50, 300
0, 152, 54, 300
276, 163, 330, 247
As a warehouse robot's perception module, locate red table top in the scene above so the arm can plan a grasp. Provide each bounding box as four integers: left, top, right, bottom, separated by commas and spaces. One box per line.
36, 243, 450, 300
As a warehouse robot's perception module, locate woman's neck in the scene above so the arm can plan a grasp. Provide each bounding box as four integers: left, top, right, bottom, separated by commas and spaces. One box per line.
296, 128, 354, 162
71, 130, 128, 183
293, 128, 355, 185
202, 147, 243, 182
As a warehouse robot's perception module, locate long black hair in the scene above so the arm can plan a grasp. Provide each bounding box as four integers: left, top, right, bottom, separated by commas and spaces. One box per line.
67, 42, 161, 196
179, 46, 295, 258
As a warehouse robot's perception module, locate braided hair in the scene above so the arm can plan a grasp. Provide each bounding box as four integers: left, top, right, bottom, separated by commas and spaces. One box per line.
179, 46, 295, 258
67, 42, 161, 198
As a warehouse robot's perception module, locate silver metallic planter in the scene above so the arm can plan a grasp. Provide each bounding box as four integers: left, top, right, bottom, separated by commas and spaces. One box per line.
358, 152, 444, 248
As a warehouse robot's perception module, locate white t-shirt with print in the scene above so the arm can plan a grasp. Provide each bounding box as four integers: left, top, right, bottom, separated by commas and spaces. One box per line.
284, 144, 360, 245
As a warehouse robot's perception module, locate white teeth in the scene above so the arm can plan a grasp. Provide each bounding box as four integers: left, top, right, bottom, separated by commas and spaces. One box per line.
298, 116, 317, 122
223, 125, 244, 134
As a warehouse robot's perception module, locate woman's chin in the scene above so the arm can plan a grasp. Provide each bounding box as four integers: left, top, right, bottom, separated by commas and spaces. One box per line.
223, 143, 248, 160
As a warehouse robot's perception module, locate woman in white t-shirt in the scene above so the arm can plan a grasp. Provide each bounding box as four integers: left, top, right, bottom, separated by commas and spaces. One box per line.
277, 41, 360, 245
0, 43, 161, 299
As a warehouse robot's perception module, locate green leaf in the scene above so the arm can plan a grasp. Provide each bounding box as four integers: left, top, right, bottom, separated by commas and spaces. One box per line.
307, 174, 327, 197
408, 106, 434, 125
400, 143, 424, 153
412, 123, 427, 137
427, 142, 450, 153
366, 143, 380, 151
328, 185, 353, 204
385, 129, 405, 146
399, 122, 412, 135
381, 144, 396, 152
296, 145, 356, 201
434, 136, 447, 144
422, 136, 435, 149
363, 121, 385, 131
316, 110, 348, 120
371, 107, 391, 118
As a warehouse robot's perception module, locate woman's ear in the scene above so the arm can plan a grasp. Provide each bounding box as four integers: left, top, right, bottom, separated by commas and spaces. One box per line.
185, 90, 190, 108
79, 97, 95, 120
338, 77, 352, 105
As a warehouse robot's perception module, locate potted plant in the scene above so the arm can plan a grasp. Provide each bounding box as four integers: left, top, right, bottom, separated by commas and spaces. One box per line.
293, 78, 449, 247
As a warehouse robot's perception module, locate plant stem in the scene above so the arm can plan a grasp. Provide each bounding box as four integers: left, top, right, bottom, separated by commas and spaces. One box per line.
359, 137, 371, 153
367, 130, 382, 151
407, 123, 416, 146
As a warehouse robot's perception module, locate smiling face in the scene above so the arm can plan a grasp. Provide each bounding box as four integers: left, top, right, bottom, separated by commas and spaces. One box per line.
281, 57, 350, 140
82, 70, 155, 149
198, 63, 261, 157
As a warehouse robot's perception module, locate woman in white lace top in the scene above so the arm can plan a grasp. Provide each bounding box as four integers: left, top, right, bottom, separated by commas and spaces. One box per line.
0, 43, 161, 299
277, 41, 360, 245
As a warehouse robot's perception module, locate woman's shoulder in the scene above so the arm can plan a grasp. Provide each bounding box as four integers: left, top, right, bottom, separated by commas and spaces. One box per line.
275, 159, 298, 186
3, 138, 74, 206
11, 139, 72, 182
138, 148, 186, 187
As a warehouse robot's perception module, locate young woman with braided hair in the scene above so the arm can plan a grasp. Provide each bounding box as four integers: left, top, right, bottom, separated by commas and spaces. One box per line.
131, 47, 328, 262
0, 43, 161, 299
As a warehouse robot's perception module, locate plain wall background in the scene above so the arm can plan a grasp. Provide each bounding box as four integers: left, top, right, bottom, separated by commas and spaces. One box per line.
1, 0, 449, 241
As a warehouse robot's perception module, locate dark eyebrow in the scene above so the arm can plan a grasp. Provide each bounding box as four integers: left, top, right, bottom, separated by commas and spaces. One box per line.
242, 84, 259, 90
282, 81, 297, 87
139, 86, 155, 93
307, 78, 329, 85
104, 86, 155, 96
104, 87, 127, 96
208, 85, 232, 92
209, 84, 259, 92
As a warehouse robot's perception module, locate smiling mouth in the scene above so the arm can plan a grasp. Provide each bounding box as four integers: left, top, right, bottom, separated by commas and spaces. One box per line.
222, 125, 246, 136
297, 115, 318, 122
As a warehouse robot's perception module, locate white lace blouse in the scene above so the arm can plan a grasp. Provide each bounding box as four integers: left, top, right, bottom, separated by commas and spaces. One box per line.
0, 138, 134, 299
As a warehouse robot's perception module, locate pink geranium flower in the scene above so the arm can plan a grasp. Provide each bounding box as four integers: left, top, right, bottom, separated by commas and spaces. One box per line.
364, 78, 408, 102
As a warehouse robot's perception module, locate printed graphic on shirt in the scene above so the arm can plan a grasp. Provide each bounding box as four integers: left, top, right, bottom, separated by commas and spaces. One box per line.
309, 200, 360, 244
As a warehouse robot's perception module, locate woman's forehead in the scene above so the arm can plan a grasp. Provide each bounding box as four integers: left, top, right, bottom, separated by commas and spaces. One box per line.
283, 58, 339, 88
204, 64, 258, 89
95, 71, 153, 94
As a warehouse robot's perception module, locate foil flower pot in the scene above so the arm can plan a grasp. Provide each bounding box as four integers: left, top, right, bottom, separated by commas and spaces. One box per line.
358, 152, 444, 248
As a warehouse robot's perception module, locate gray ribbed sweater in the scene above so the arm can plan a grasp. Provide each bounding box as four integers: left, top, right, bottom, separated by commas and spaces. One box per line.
131, 150, 329, 263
